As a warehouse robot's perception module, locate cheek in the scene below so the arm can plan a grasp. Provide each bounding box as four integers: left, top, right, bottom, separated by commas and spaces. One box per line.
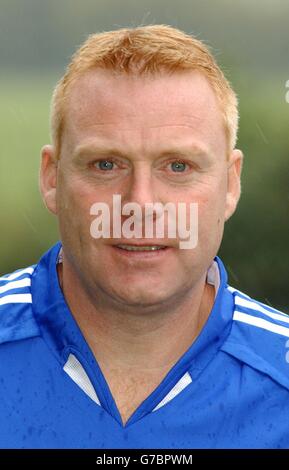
58, 169, 93, 210
184, 182, 226, 218
56, 175, 94, 235
197, 174, 227, 213
185, 176, 227, 242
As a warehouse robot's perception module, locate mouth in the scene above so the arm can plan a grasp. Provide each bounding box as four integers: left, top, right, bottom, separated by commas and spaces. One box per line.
111, 242, 171, 260
116, 244, 167, 252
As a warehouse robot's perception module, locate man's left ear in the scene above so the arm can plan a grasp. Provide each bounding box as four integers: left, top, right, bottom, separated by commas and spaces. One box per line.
225, 149, 243, 221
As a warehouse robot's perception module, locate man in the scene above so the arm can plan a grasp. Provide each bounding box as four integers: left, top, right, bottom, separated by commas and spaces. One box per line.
0, 25, 288, 449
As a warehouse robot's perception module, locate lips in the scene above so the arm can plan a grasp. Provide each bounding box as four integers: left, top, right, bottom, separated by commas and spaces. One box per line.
116, 244, 166, 251
109, 242, 171, 262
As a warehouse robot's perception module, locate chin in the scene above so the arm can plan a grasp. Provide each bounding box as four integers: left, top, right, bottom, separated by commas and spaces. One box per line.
112, 283, 172, 309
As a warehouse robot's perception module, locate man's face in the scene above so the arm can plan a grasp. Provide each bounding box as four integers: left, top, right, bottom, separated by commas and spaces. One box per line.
41, 70, 242, 308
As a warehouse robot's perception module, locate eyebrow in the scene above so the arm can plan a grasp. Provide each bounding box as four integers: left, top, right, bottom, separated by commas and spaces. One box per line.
73, 142, 210, 161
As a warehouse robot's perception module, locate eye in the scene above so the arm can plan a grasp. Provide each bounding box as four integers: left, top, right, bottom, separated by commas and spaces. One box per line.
170, 161, 188, 172
95, 160, 115, 171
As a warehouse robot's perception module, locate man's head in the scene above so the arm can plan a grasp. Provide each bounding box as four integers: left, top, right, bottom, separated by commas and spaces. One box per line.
40, 25, 243, 311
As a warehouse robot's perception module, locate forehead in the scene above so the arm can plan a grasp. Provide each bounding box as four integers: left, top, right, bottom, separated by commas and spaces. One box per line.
64, 69, 226, 155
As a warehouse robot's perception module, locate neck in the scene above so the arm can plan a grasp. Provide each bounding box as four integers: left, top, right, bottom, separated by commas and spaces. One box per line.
57, 260, 215, 372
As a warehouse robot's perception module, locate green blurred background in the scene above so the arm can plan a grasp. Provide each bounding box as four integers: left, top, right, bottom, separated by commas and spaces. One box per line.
0, 0, 288, 311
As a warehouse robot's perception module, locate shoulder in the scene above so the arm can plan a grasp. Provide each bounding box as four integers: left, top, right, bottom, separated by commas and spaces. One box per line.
0, 265, 40, 345
221, 285, 289, 390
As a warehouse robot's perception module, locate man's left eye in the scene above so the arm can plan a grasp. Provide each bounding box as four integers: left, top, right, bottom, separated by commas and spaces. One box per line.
95, 160, 115, 171
170, 161, 187, 172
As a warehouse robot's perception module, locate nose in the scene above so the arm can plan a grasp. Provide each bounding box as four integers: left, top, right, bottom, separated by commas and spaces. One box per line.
121, 162, 163, 226
124, 162, 156, 207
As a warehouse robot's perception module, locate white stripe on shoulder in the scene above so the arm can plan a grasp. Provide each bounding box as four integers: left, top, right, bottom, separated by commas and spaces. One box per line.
258, 300, 289, 317
235, 296, 289, 324
0, 293, 32, 306
233, 311, 289, 338
227, 286, 250, 298
0, 267, 35, 282
0, 278, 31, 295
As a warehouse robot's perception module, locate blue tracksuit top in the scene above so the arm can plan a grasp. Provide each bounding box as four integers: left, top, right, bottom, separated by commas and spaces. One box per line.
0, 242, 289, 448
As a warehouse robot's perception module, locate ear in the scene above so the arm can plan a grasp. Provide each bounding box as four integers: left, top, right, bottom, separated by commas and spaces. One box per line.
225, 149, 243, 221
39, 145, 58, 215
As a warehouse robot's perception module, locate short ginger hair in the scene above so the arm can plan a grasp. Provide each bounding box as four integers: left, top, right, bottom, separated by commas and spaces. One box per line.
50, 24, 239, 159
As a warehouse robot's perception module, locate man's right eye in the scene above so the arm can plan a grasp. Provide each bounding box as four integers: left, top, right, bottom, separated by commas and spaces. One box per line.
94, 160, 115, 171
